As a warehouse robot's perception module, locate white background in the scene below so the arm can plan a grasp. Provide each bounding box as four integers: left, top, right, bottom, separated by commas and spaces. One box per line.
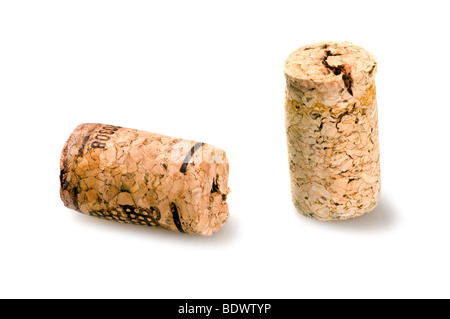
1, 0, 449, 299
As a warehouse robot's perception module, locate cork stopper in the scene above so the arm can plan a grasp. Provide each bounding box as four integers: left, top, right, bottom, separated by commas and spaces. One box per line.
283, 41, 381, 221
60, 123, 230, 236
284, 41, 377, 96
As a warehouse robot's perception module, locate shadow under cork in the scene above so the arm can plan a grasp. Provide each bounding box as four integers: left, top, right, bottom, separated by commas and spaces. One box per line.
71, 209, 238, 245
293, 196, 398, 232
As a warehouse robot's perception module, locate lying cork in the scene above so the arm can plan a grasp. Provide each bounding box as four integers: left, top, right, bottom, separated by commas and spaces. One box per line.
284, 41, 381, 221
60, 123, 230, 235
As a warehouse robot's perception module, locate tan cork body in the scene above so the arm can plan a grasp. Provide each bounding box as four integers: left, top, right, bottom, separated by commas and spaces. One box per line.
284, 41, 380, 221
60, 123, 230, 235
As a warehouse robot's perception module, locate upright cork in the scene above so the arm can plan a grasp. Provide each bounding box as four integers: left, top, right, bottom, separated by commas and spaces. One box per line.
284, 41, 380, 221
60, 123, 230, 235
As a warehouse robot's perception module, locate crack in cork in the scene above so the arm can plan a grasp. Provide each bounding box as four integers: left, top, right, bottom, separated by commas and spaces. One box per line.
323, 50, 353, 96
335, 103, 356, 128
368, 63, 377, 76
60, 167, 69, 190
211, 176, 220, 194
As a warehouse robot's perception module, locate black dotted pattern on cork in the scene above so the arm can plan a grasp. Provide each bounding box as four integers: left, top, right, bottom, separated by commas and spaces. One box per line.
89, 205, 161, 227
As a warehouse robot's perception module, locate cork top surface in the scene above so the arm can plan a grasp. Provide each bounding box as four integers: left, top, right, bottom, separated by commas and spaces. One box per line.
284, 41, 377, 85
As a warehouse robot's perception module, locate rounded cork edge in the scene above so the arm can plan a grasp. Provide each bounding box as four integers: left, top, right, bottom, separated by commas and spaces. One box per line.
59, 127, 77, 210
209, 150, 230, 235
59, 124, 99, 211
294, 196, 380, 222
192, 147, 230, 236
284, 41, 377, 91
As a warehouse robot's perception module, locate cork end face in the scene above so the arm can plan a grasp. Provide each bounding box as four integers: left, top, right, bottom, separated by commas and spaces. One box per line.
60, 144, 72, 209
206, 153, 230, 235
59, 123, 100, 212
187, 148, 230, 236
284, 41, 377, 92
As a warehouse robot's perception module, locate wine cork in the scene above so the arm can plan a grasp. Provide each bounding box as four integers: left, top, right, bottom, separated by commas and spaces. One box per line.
284, 41, 380, 221
60, 123, 230, 235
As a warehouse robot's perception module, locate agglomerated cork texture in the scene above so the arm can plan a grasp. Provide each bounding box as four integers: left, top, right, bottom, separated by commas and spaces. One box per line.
60, 123, 230, 235
284, 41, 381, 221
